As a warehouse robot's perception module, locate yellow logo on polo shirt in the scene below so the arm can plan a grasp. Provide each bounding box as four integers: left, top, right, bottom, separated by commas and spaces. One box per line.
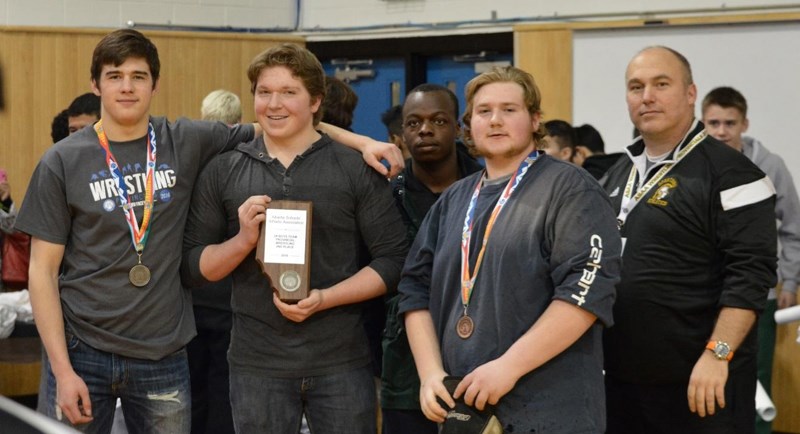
647, 178, 677, 207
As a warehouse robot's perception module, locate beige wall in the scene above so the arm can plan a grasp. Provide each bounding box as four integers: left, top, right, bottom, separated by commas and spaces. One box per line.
514, 28, 572, 124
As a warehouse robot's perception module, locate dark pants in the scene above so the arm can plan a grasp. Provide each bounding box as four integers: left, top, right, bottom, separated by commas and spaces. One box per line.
187, 323, 234, 434
606, 370, 756, 434
381, 408, 438, 434
755, 299, 777, 434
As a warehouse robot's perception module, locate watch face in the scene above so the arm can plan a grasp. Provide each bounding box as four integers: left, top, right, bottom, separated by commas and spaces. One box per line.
714, 343, 731, 358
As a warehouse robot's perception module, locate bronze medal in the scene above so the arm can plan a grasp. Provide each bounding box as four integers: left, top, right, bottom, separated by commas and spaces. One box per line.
456, 315, 474, 339
129, 263, 151, 287
95, 121, 158, 290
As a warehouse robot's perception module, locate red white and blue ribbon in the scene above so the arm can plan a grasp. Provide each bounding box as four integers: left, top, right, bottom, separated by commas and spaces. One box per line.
460, 150, 539, 313
94, 120, 156, 256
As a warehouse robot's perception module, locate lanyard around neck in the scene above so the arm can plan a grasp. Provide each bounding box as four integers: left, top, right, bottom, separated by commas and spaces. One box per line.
94, 120, 157, 255
617, 130, 706, 229
460, 150, 539, 311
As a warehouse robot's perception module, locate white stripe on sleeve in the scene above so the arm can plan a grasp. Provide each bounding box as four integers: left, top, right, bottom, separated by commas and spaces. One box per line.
720, 176, 776, 211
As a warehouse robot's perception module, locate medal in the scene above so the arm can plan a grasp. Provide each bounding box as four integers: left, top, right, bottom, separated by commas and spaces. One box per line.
95, 120, 157, 287
129, 249, 151, 287
456, 314, 474, 339
129, 264, 151, 287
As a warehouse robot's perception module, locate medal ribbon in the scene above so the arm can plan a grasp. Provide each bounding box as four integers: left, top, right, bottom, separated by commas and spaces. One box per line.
93, 120, 157, 256
460, 150, 539, 312
617, 130, 706, 229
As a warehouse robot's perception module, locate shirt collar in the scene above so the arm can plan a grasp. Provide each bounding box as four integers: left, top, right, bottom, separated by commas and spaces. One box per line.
626, 118, 702, 178
237, 132, 332, 163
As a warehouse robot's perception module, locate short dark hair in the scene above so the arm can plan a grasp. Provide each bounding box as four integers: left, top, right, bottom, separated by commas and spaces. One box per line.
247, 43, 326, 125
702, 86, 748, 118
51, 109, 70, 143
91, 29, 160, 88
575, 124, 605, 153
381, 105, 403, 137
322, 76, 358, 129
67, 93, 101, 118
544, 119, 577, 150
406, 83, 460, 120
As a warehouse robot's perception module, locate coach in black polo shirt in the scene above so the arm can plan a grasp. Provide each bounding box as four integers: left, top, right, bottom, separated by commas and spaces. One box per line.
601, 46, 777, 434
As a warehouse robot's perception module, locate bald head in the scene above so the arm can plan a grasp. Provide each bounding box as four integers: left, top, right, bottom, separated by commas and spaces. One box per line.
627, 46, 693, 86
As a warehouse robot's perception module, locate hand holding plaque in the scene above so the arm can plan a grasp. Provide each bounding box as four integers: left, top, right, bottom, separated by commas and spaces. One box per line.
256, 200, 312, 303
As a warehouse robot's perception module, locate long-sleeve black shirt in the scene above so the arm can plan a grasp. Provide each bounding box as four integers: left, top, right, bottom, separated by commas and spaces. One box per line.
182, 134, 408, 377
601, 121, 777, 385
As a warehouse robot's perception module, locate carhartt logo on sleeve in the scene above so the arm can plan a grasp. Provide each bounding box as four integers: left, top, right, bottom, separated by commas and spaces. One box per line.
572, 234, 603, 306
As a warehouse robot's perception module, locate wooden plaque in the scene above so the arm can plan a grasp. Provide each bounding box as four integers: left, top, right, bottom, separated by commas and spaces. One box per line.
256, 200, 312, 303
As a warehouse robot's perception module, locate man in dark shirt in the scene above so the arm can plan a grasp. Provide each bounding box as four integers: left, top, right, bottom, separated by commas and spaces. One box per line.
382, 83, 482, 434
398, 66, 621, 433
186, 89, 243, 434
601, 46, 777, 434
181, 43, 407, 434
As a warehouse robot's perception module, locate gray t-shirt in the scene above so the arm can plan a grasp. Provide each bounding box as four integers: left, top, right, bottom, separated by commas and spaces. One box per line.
398, 155, 621, 433
16, 117, 254, 360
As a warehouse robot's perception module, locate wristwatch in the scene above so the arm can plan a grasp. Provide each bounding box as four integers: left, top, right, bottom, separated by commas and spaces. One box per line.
705, 340, 734, 361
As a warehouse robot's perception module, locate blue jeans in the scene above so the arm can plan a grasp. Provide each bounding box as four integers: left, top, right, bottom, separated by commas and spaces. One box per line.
39, 329, 191, 434
230, 365, 376, 434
